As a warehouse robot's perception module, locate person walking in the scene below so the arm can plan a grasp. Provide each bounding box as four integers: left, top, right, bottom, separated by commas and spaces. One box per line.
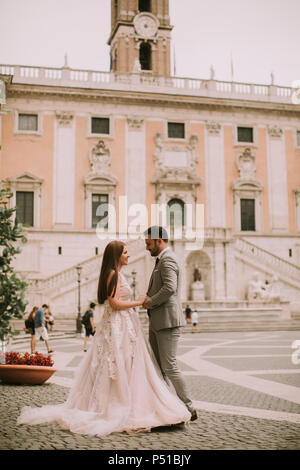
82, 302, 96, 352
185, 305, 192, 324
191, 310, 199, 331
143, 226, 198, 421
24, 306, 38, 353
34, 304, 54, 354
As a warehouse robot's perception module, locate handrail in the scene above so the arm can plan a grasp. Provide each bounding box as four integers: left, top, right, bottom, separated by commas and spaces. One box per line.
235, 237, 300, 281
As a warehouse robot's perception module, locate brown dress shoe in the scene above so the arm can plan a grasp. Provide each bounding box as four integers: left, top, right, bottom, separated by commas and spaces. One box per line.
190, 409, 198, 421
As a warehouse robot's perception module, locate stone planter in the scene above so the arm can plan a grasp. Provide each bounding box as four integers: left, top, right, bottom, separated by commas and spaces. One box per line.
0, 364, 56, 385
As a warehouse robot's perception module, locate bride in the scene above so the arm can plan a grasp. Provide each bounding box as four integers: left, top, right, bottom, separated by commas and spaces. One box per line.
18, 241, 191, 437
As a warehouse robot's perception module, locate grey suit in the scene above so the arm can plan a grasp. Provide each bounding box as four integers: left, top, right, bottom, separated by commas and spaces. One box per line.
147, 248, 193, 412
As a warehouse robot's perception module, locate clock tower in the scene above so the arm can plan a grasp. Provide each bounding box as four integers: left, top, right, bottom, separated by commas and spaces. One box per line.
108, 0, 173, 76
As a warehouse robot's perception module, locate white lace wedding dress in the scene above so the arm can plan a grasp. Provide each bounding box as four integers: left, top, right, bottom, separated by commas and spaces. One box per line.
18, 272, 191, 437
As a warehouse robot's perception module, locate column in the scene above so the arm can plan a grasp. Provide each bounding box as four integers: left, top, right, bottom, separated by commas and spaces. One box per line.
205, 121, 226, 227
126, 116, 146, 228
53, 112, 75, 226
267, 125, 289, 232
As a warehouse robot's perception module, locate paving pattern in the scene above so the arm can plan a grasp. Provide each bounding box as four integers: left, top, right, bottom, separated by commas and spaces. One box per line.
1, 330, 300, 450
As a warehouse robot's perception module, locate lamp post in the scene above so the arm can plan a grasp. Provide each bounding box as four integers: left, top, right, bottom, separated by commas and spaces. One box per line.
131, 270, 137, 300
76, 265, 82, 335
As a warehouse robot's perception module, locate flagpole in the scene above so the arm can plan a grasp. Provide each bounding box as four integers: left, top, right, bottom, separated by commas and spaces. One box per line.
230, 52, 234, 82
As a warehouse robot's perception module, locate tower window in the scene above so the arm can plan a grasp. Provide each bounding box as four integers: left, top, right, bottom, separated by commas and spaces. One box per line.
240, 199, 255, 231
296, 130, 300, 147
168, 122, 185, 139
91, 117, 110, 135
237, 127, 253, 143
140, 42, 152, 70
139, 0, 151, 12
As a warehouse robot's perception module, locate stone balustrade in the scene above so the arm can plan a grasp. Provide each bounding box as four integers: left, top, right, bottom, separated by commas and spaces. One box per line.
235, 237, 300, 282
0, 64, 296, 105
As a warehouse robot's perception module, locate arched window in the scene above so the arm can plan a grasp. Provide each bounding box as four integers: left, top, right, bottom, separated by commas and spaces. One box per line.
167, 199, 185, 237
139, 0, 151, 12
140, 42, 152, 70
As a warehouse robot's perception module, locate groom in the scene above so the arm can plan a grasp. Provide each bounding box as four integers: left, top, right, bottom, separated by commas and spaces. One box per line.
143, 226, 197, 421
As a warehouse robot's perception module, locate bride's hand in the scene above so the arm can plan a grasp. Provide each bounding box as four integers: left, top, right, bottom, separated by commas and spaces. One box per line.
136, 294, 146, 305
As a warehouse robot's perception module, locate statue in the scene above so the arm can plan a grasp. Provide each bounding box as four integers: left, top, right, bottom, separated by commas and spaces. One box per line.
248, 272, 281, 302
191, 267, 205, 300
264, 275, 281, 302
247, 272, 266, 301
133, 58, 141, 73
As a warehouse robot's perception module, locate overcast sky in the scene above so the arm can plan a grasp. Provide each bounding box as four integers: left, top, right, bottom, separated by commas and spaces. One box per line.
0, 0, 299, 87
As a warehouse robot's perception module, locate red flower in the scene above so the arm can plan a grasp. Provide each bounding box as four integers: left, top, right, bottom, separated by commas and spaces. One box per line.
4, 351, 54, 367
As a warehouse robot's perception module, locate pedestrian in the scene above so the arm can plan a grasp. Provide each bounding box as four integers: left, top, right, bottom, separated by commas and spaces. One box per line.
44, 312, 50, 331
24, 306, 38, 353
191, 310, 198, 331
48, 310, 55, 332
185, 304, 192, 324
34, 304, 54, 354
82, 302, 96, 352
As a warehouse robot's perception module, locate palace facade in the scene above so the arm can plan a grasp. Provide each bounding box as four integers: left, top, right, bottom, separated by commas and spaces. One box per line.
1, 0, 300, 321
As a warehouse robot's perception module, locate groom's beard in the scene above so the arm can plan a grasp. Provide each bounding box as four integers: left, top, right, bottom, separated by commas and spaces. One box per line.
150, 242, 160, 257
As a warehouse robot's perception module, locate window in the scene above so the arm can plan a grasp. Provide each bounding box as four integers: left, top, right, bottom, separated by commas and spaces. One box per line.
18, 114, 38, 132
237, 127, 253, 143
139, 0, 151, 12
92, 194, 109, 229
91, 117, 110, 135
168, 122, 185, 139
240, 199, 255, 231
16, 191, 34, 226
140, 42, 152, 70
167, 199, 185, 237
297, 130, 300, 147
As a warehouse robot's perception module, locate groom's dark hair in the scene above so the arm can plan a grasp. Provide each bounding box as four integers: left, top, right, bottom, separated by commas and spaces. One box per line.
144, 226, 169, 242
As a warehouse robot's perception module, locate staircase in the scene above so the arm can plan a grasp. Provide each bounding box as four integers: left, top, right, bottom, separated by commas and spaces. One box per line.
233, 237, 300, 316
234, 237, 300, 283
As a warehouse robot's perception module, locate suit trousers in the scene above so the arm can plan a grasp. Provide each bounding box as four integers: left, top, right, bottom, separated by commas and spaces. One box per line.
149, 325, 193, 412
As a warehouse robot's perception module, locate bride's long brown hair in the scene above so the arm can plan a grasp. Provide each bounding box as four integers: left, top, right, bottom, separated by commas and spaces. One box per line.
97, 240, 125, 304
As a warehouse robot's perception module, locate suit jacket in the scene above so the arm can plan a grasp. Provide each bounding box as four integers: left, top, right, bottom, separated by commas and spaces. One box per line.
147, 249, 186, 331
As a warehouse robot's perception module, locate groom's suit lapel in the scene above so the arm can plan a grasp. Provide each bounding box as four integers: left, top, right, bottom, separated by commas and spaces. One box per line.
147, 250, 169, 294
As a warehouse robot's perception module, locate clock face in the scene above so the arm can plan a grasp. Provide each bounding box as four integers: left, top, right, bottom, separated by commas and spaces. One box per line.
134, 13, 158, 38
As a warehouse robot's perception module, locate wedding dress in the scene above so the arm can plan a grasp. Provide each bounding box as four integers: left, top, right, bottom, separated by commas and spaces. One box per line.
18, 272, 191, 437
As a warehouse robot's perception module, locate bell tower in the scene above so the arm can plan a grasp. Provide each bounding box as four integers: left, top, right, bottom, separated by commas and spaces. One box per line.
108, 0, 173, 76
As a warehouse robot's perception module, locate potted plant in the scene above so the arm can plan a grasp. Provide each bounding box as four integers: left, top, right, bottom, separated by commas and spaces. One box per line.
0, 351, 56, 385
0, 181, 28, 351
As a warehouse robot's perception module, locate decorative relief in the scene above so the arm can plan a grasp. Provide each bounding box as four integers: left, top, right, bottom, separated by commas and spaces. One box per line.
153, 133, 199, 179
127, 116, 144, 131
268, 125, 283, 138
205, 121, 221, 135
236, 147, 256, 179
89, 140, 111, 174
55, 111, 73, 127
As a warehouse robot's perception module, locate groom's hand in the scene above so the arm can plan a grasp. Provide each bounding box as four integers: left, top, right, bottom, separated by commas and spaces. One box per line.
142, 295, 149, 309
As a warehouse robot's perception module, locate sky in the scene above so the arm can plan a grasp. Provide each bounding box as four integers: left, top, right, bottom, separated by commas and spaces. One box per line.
0, 0, 299, 87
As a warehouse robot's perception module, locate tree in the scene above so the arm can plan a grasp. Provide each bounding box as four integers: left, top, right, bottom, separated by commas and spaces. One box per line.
0, 181, 28, 346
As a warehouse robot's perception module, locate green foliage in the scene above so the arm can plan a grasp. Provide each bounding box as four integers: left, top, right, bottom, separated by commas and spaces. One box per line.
0, 181, 28, 342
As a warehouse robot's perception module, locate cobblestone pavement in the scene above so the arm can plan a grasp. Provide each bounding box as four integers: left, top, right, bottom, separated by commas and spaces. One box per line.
1, 330, 300, 450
